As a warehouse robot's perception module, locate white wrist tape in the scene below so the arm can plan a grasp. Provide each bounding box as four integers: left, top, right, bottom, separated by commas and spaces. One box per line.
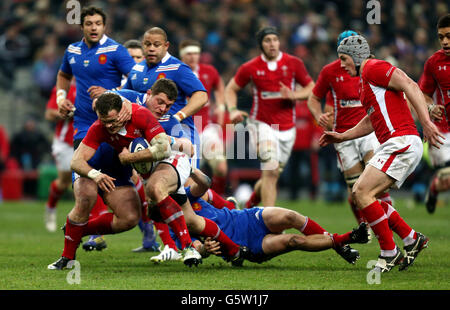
87, 169, 102, 180
149, 134, 171, 160
56, 89, 67, 106
174, 111, 187, 122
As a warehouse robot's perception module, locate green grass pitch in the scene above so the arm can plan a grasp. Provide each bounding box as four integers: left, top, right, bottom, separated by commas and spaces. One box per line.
0, 196, 449, 290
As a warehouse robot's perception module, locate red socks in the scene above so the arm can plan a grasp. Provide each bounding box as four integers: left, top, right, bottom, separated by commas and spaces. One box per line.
379, 201, 416, 243
89, 194, 108, 219
348, 196, 365, 224
47, 180, 65, 209
300, 217, 327, 236
245, 191, 261, 209
62, 217, 86, 260
154, 221, 178, 250
200, 217, 240, 257
157, 196, 192, 250
82, 212, 114, 236
362, 201, 396, 252
207, 189, 236, 210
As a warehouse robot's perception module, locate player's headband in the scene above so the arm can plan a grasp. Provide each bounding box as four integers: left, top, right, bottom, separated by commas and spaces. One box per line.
179, 45, 201, 58
256, 26, 279, 49
337, 30, 358, 47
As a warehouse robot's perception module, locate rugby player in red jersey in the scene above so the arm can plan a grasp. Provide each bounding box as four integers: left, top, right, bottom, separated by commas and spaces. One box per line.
225, 26, 314, 208
308, 30, 393, 233
419, 14, 450, 214
320, 35, 444, 273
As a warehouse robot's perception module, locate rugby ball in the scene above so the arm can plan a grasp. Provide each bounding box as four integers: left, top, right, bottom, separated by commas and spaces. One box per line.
129, 137, 153, 175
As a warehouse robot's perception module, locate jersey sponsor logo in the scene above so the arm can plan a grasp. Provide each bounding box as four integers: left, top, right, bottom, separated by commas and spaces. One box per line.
131, 73, 137, 80
157, 73, 166, 79
98, 54, 107, 65
336, 76, 344, 82
386, 66, 394, 77
69, 57, 76, 64
256, 70, 265, 76
150, 125, 160, 133
438, 65, 447, 71
191, 202, 202, 211
261, 91, 282, 99
339, 99, 362, 108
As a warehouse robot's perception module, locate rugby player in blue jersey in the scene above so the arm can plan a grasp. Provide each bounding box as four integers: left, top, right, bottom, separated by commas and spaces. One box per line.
122, 27, 208, 169
153, 168, 369, 266
54, 6, 136, 252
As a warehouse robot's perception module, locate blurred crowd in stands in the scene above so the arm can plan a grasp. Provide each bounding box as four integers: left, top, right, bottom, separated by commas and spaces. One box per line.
0, 0, 447, 201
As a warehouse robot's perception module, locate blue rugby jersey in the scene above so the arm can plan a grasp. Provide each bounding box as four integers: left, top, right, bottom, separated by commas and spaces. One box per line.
60, 35, 135, 140
112, 89, 187, 139
122, 53, 206, 138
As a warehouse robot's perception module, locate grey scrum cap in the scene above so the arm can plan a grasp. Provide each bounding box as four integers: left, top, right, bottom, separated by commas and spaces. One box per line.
337, 35, 370, 66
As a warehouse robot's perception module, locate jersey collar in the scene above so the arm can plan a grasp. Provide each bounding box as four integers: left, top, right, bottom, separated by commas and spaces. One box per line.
261, 51, 283, 63
82, 34, 108, 48
161, 52, 171, 64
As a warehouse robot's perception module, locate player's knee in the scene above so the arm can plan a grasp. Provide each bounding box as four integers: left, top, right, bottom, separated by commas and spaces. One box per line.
283, 210, 299, 226
147, 182, 168, 202
287, 235, 307, 249
121, 211, 140, 231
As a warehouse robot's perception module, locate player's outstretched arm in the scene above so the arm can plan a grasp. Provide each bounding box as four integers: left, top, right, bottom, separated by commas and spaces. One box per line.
388, 68, 445, 148
174, 91, 208, 122
319, 115, 373, 147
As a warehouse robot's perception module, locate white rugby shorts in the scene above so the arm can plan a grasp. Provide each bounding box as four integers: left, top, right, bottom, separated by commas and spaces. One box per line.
334, 132, 379, 172
152, 151, 191, 195
52, 138, 74, 172
368, 135, 423, 188
428, 132, 450, 168
248, 118, 296, 169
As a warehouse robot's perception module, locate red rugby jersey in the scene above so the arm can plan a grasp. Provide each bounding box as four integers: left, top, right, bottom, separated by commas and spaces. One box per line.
313, 59, 366, 133
360, 59, 418, 144
234, 52, 313, 131
193, 63, 221, 132
419, 49, 450, 133
83, 104, 165, 152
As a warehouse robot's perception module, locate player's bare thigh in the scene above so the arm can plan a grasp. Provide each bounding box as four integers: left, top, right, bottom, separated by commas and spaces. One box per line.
145, 164, 179, 202
352, 165, 395, 208
261, 207, 306, 233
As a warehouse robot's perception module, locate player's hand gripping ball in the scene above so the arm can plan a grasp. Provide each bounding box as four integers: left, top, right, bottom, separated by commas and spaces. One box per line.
129, 137, 153, 175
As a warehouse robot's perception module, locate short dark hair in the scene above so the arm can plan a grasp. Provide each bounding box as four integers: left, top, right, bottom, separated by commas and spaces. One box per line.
151, 78, 178, 101
80, 6, 107, 26
124, 39, 142, 50
437, 14, 450, 29
95, 93, 122, 116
